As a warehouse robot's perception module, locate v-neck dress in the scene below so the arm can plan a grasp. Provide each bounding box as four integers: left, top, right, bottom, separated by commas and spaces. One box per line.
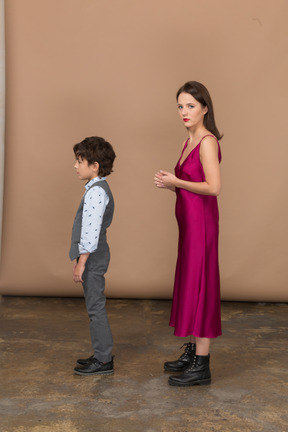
169, 135, 222, 338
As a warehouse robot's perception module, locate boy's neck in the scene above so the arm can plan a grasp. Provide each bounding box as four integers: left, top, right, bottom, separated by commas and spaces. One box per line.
90, 173, 100, 180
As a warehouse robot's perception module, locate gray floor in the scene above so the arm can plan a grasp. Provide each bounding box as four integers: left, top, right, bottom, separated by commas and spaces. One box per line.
0, 297, 287, 432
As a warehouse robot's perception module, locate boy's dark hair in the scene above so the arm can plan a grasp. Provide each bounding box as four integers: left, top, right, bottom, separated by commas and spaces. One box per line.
73, 136, 116, 177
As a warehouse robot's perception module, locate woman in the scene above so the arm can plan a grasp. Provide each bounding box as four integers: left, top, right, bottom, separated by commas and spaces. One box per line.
154, 81, 223, 386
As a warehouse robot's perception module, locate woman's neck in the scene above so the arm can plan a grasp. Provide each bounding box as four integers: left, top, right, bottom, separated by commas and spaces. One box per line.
188, 126, 209, 144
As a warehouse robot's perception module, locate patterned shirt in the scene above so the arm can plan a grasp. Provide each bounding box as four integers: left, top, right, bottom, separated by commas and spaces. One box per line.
78, 177, 109, 254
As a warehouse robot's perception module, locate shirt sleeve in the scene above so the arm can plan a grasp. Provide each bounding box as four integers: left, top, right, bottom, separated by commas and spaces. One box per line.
78, 186, 109, 254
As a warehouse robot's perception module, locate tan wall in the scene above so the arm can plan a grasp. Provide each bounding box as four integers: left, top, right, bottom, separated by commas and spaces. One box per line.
0, 0, 5, 253
0, 0, 287, 301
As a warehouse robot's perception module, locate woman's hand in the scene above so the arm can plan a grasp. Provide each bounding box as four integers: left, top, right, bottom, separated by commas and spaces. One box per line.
154, 171, 164, 188
154, 170, 177, 191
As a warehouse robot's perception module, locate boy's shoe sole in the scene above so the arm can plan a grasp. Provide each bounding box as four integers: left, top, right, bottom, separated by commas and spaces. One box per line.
74, 368, 114, 376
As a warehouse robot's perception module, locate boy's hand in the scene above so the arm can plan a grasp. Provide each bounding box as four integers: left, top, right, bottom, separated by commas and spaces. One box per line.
72, 253, 90, 283
73, 262, 85, 283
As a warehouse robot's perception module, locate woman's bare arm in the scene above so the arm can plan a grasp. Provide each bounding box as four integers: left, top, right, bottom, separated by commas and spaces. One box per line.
155, 136, 221, 196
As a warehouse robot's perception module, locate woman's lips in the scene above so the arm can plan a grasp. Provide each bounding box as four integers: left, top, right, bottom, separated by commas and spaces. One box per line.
183, 118, 190, 122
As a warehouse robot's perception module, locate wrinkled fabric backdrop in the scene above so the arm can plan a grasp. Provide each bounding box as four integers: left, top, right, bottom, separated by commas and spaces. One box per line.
0, 0, 287, 301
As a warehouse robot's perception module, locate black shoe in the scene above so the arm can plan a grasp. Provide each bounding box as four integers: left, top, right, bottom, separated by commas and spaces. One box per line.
74, 356, 114, 376
164, 343, 196, 372
168, 354, 211, 386
76, 355, 94, 365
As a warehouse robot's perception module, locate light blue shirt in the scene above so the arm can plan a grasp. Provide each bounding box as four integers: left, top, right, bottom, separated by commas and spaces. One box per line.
78, 177, 109, 255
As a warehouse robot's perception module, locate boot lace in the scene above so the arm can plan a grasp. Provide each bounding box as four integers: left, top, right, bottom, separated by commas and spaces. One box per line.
178, 342, 193, 361
184, 355, 197, 374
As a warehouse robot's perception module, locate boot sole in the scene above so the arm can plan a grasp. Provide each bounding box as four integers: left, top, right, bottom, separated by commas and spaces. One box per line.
168, 378, 211, 387
164, 366, 188, 372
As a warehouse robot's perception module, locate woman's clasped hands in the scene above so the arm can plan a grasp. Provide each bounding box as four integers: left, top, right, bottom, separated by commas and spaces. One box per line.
154, 170, 177, 191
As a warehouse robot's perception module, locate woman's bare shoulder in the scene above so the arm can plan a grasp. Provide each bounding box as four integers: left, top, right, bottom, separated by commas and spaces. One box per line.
201, 134, 218, 148
199, 135, 219, 157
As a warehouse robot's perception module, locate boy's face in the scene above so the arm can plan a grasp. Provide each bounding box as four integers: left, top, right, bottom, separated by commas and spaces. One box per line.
74, 157, 99, 181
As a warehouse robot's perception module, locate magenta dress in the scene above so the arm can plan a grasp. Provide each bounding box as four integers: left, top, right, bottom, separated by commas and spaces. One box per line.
169, 135, 222, 338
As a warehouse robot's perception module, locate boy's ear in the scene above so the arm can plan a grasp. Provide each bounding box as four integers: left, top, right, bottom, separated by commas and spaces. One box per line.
93, 161, 99, 172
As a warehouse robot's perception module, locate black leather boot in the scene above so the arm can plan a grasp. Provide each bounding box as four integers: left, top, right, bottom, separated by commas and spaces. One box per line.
164, 342, 196, 372
168, 354, 211, 386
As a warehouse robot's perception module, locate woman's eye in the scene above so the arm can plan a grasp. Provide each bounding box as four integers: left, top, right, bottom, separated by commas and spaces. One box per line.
178, 106, 183, 110
188, 105, 194, 109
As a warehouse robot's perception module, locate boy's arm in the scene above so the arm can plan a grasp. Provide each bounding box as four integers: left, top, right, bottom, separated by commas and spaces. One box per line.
73, 185, 109, 283
79, 186, 109, 254
73, 253, 90, 283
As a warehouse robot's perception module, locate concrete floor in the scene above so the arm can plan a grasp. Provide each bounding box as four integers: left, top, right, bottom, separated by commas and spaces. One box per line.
0, 297, 287, 432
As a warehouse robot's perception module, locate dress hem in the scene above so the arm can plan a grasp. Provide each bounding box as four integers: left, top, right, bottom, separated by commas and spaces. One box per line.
170, 324, 222, 339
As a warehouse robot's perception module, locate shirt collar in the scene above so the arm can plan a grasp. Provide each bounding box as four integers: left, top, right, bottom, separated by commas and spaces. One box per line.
85, 176, 106, 191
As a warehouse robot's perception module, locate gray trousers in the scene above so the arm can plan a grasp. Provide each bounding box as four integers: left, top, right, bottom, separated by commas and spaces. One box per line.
81, 246, 113, 363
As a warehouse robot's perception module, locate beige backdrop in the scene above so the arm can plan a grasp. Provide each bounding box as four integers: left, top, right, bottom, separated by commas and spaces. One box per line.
0, 0, 4, 255
0, 0, 287, 301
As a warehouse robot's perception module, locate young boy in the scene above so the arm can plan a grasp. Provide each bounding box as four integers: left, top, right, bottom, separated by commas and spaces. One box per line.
69, 136, 116, 376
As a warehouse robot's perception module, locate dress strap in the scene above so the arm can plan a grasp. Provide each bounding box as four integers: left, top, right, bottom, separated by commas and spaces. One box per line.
179, 138, 189, 158
181, 138, 189, 152
199, 134, 219, 144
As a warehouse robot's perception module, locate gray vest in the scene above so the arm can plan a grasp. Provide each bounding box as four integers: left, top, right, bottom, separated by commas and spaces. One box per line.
69, 180, 114, 261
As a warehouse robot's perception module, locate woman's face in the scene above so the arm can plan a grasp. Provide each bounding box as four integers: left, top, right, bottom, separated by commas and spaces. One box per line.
177, 92, 207, 129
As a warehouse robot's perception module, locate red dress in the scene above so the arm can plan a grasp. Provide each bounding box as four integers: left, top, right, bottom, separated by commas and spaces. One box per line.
169, 135, 222, 338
